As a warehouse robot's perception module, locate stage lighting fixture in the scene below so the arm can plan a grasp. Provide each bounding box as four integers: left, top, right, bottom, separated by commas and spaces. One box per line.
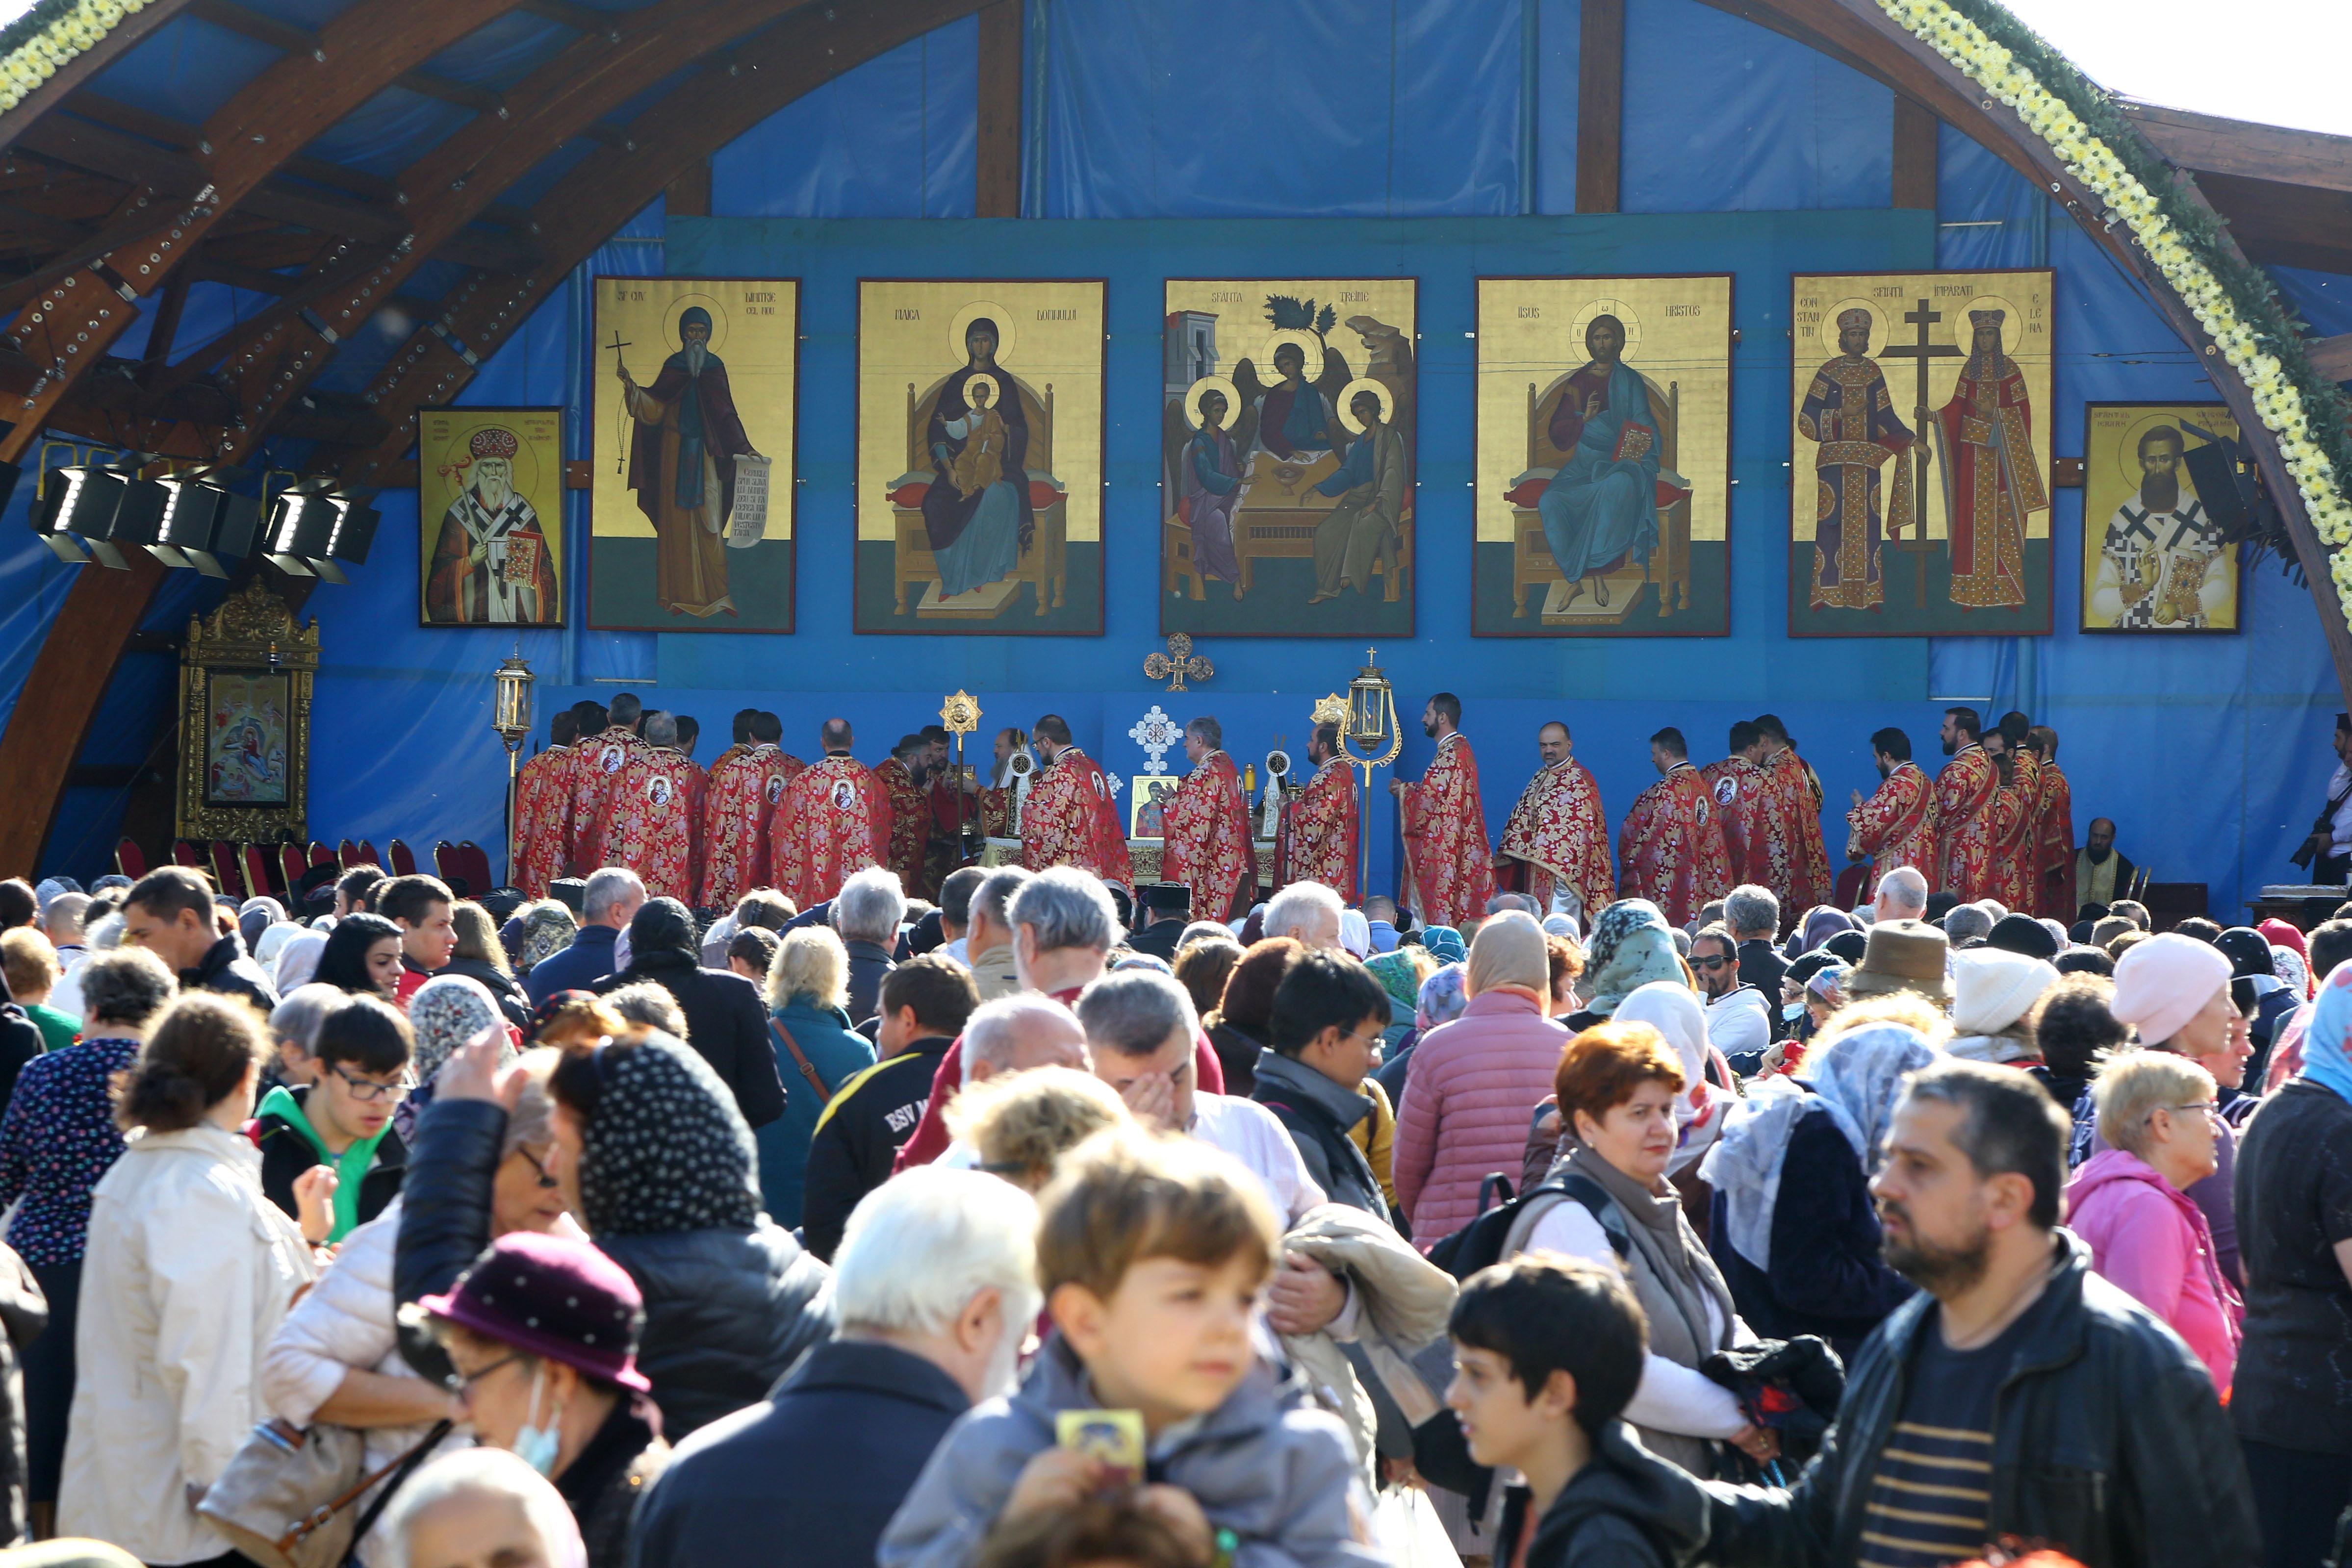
30, 462, 127, 564
262, 484, 335, 576
307, 493, 379, 585
151, 474, 262, 578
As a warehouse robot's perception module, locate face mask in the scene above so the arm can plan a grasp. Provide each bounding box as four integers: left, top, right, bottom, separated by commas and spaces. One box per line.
513, 1365, 562, 1477
1782, 1002, 1807, 1022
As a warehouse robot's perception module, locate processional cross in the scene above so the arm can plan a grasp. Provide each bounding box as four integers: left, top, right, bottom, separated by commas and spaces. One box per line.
1875, 300, 1962, 543
605, 329, 633, 473
1144, 632, 1213, 693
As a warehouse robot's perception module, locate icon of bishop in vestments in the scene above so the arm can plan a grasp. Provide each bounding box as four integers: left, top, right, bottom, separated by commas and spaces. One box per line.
1799, 308, 1918, 611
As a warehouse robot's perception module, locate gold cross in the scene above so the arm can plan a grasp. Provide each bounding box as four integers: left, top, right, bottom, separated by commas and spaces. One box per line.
1144, 632, 1214, 692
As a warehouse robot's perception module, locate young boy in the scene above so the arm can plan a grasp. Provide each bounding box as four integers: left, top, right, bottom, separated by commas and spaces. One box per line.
880, 1131, 1381, 1568
1446, 1255, 1707, 1568
253, 992, 411, 1243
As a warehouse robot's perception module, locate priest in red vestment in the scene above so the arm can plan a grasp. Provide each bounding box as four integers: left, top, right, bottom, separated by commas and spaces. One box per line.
2026, 725, 2075, 920
1498, 720, 1613, 922
1021, 714, 1132, 885
1617, 727, 1733, 928
1160, 716, 1255, 922
509, 710, 577, 899
604, 712, 705, 904
1283, 724, 1358, 902
1988, 714, 2042, 911
978, 727, 1030, 841
1846, 725, 1940, 901
1755, 714, 1832, 914
769, 719, 891, 911
569, 693, 652, 872
1699, 721, 1774, 892
1935, 707, 2003, 901
1391, 692, 1492, 928
700, 710, 804, 908
874, 735, 934, 900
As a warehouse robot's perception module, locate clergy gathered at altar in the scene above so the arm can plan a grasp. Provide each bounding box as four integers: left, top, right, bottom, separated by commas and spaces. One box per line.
511, 684, 2084, 930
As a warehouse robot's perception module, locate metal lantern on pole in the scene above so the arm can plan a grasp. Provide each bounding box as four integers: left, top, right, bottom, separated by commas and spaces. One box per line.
491, 645, 534, 885
1341, 649, 1402, 900
941, 688, 981, 860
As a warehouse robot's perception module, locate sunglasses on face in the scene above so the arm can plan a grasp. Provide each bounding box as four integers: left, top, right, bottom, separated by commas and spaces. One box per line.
1690, 955, 1734, 972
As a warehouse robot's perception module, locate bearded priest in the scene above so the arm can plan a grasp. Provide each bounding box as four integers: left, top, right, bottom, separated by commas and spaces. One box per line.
1498, 720, 1613, 926
1284, 722, 1359, 903
1617, 727, 1732, 927
1161, 716, 1255, 922
1021, 714, 1132, 885
1391, 691, 1492, 928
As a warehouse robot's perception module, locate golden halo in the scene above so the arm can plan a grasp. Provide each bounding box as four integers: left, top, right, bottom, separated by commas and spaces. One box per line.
961, 372, 1002, 412
949, 302, 1017, 367
1259, 329, 1325, 379
1183, 375, 1242, 430
1335, 377, 1394, 434
443, 420, 539, 499
1569, 299, 1643, 363
1820, 297, 1891, 362
1954, 294, 2025, 355
661, 292, 729, 354
2114, 408, 2222, 492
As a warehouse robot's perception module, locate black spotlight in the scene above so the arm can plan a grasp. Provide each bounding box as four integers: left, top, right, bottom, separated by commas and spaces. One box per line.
262, 482, 337, 577
308, 493, 379, 585
151, 473, 262, 578
31, 462, 128, 563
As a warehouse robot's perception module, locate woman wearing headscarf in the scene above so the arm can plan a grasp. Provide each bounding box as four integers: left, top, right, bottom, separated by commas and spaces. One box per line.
1417, 925, 1467, 967
2233, 960, 2352, 1568
2111, 932, 2250, 1286
589, 899, 784, 1132
514, 902, 581, 977
543, 1032, 833, 1439
1701, 1019, 1924, 1361
2260, 917, 2315, 997
1391, 913, 1571, 1247
2217, 926, 2298, 1090
237, 897, 284, 957
1560, 900, 1685, 1032
252, 918, 304, 981
1372, 961, 1466, 1111
395, 974, 511, 1143
274, 929, 329, 993
1365, 950, 1429, 1051
1783, 905, 1854, 958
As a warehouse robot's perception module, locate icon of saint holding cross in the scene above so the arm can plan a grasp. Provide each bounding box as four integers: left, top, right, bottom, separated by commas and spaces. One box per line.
1798, 306, 1921, 611
1928, 306, 2046, 610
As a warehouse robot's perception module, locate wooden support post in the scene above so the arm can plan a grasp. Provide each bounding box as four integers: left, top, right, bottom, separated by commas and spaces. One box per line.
976, 0, 1023, 218
1576, 0, 1623, 214
1892, 94, 1937, 209
665, 157, 712, 218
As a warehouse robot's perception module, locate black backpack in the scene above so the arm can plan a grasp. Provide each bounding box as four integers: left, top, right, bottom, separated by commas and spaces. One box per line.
1424, 1168, 1631, 1282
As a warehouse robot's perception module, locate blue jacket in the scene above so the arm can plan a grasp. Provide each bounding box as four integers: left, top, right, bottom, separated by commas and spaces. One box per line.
758, 996, 875, 1228
630, 1339, 968, 1568
526, 924, 619, 1006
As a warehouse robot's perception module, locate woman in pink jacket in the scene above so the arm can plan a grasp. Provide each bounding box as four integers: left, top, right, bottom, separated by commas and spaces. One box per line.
1393, 912, 1570, 1247
2068, 1049, 2242, 1391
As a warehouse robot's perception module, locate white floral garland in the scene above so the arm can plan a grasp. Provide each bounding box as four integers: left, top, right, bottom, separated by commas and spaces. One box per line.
0, 0, 144, 117
1877, 0, 2352, 611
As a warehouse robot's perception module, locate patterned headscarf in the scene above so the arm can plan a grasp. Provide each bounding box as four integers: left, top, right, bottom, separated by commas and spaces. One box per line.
1415, 964, 1470, 1033
1579, 900, 1685, 1017
515, 903, 580, 975
1367, 952, 1422, 1014
408, 975, 507, 1086
2274, 946, 2312, 1002
580, 1035, 762, 1237
1419, 926, 1467, 966
1805, 1022, 1939, 1172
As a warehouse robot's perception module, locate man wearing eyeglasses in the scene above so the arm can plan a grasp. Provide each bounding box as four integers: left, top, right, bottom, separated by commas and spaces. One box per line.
1690, 925, 1771, 1067
254, 993, 413, 1244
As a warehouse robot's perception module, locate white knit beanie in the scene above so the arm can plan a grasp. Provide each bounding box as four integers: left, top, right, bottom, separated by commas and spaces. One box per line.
2110, 932, 2233, 1047
1951, 949, 2058, 1037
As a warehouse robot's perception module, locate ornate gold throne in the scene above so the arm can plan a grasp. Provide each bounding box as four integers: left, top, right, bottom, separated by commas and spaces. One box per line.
1509, 372, 1690, 624
889, 376, 1068, 617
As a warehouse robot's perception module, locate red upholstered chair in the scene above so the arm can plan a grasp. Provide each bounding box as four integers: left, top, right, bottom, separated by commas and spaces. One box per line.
454, 841, 496, 897
243, 844, 277, 900
281, 843, 309, 894
1833, 861, 1870, 912
338, 839, 361, 869
172, 840, 205, 869
433, 841, 461, 890
356, 840, 381, 871
309, 841, 335, 868
208, 841, 245, 900
115, 838, 149, 880
387, 839, 418, 877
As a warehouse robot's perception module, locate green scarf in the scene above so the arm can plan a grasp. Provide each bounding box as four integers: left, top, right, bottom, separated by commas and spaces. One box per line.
257, 1084, 390, 1243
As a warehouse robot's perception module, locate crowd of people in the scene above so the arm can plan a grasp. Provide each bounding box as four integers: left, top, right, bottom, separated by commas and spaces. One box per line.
0, 770, 2340, 1568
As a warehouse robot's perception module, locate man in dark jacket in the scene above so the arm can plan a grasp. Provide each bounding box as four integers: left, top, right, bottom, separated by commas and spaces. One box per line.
591, 897, 785, 1129
121, 865, 278, 1012
1125, 882, 1192, 962
1697, 1058, 2258, 1568
1725, 884, 1788, 1001
833, 867, 907, 1025
633, 1166, 1038, 1568
528, 866, 644, 1005
1252, 950, 1390, 1219
800, 956, 977, 1260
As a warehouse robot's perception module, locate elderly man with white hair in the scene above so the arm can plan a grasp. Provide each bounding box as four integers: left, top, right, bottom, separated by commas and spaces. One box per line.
1724, 882, 1787, 999
631, 1168, 1040, 1568
1872, 864, 1929, 925
832, 866, 908, 1024
383, 1448, 584, 1568
960, 866, 1029, 1001
525, 866, 642, 1004
1263, 879, 1345, 951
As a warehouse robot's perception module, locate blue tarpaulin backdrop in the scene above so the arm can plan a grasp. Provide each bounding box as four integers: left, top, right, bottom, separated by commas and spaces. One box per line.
5, 0, 2341, 919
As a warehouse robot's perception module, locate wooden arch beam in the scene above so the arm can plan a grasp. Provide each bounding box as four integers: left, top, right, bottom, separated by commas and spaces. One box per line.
337, 0, 996, 486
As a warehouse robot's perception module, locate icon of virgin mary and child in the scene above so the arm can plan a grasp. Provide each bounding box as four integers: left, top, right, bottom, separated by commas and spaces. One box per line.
921, 317, 1033, 598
